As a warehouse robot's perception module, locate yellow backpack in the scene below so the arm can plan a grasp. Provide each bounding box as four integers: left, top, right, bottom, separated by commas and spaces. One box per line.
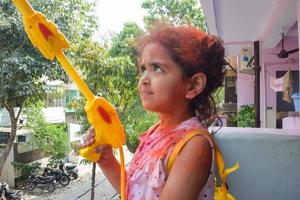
167, 130, 240, 200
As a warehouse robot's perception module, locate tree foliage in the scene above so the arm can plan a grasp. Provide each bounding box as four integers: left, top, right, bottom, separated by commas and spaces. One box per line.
24, 101, 69, 159
237, 105, 255, 128
11, 161, 41, 178
108, 22, 144, 63
0, 0, 98, 107
142, 0, 206, 30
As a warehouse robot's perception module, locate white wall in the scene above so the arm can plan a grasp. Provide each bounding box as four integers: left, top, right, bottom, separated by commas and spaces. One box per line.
42, 107, 65, 123
68, 123, 81, 142
0, 106, 65, 126
0, 108, 22, 127
1, 147, 15, 186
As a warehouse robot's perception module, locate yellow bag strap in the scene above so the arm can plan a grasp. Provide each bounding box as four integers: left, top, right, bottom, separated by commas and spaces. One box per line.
167, 130, 208, 173
167, 129, 240, 192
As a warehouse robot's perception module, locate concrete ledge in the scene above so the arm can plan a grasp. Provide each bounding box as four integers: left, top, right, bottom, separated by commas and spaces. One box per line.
212, 127, 300, 200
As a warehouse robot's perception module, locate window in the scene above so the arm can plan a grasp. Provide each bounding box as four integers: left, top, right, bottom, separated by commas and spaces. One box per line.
225, 76, 237, 103
0, 132, 9, 144
17, 135, 26, 143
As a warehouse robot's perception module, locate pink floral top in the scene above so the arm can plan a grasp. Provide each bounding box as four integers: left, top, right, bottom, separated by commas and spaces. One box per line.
126, 117, 215, 200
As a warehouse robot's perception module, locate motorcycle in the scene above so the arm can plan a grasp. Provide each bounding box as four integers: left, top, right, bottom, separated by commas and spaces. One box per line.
59, 162, 78, 180
0, 182, 24, 200
43, 167, 70, 187
25, 173, 56, 192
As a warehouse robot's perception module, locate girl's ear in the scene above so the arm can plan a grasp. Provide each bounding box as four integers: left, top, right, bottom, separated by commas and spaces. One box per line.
185, 73, 206, 99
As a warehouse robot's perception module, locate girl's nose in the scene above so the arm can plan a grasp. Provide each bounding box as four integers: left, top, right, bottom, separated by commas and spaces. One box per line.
140, 71, 150, 85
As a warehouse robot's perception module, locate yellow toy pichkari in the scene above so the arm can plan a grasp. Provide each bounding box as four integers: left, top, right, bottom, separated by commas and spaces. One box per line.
12, 0, 127, 199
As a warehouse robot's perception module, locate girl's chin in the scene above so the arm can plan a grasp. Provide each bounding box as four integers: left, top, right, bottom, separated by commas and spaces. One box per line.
142, 104, 152, 111
142, 103, 163, 113
142, 103, 157, 112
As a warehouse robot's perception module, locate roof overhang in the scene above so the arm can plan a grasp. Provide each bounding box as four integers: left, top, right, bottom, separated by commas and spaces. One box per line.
200, 0, 297, 56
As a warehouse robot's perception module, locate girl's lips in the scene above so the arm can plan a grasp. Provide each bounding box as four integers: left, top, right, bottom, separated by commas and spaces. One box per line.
140, 90, 154, 97
141, 92, 153, 96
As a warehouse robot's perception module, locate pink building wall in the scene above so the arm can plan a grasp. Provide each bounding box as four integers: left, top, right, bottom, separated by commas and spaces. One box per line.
237, 73, 254, 108
237, 36, 299, 127
263, 37, 299, 110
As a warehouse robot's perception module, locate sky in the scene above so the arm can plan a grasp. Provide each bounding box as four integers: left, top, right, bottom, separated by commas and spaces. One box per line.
95, 0, 146, 35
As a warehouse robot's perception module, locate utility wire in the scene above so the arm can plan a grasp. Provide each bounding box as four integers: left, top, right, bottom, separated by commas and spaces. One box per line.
74, 163, 130, 200
109, 193, 120, 200
74, 177, 107, 200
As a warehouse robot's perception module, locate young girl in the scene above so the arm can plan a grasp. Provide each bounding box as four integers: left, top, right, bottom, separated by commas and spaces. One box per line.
80, 23, 226, 200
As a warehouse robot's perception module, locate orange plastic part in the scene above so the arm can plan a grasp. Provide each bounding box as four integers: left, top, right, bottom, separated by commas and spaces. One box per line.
80, 97, 126, 162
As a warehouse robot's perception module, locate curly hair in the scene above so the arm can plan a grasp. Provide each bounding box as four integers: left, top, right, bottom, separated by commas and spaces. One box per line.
136, 23, 226, 124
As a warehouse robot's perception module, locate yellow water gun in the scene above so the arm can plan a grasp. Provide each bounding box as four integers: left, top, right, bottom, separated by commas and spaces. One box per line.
12, 0, 126, 198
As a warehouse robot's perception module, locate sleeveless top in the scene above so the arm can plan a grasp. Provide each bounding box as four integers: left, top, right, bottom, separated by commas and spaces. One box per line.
126, 117, 215, 200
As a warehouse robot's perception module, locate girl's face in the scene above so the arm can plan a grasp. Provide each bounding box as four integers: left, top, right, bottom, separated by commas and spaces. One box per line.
138, 43, 190, 114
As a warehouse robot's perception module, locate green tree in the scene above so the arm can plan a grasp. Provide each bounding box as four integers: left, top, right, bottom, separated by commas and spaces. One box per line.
108, 22, 144, 63
24, 101, 69, 159
142, 0, 206, 30
31, 0, 98, 44
0, 0, 97, 174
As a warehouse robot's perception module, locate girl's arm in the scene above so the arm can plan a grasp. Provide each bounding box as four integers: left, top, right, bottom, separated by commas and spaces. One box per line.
96, 145, 123, 193
160, 135, 212, 200
79, 129, 125, 193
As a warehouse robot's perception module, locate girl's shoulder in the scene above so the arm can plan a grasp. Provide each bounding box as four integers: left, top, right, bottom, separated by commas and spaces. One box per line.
161, 129, 214, 200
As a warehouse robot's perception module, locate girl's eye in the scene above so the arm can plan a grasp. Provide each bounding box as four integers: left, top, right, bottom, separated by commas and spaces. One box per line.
139, 65, 147, 75
153, 64, 163, 72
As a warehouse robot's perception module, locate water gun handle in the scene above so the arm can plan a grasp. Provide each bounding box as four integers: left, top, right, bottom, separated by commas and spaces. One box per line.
13, 0, 34, 17
55, 52, 94, 102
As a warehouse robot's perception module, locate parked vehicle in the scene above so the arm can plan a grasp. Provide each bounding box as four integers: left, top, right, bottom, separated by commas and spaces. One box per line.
25, 174, 56, 192
43, 167, 70, 187
0, 182, 24, 200
59, 162, 78, 180
15, 176, 27, 190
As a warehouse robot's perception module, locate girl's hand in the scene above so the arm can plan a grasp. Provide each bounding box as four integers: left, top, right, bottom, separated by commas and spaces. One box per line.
79, 128, 114, 165
79, 127, 97, 148
79, 128, 123, 192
